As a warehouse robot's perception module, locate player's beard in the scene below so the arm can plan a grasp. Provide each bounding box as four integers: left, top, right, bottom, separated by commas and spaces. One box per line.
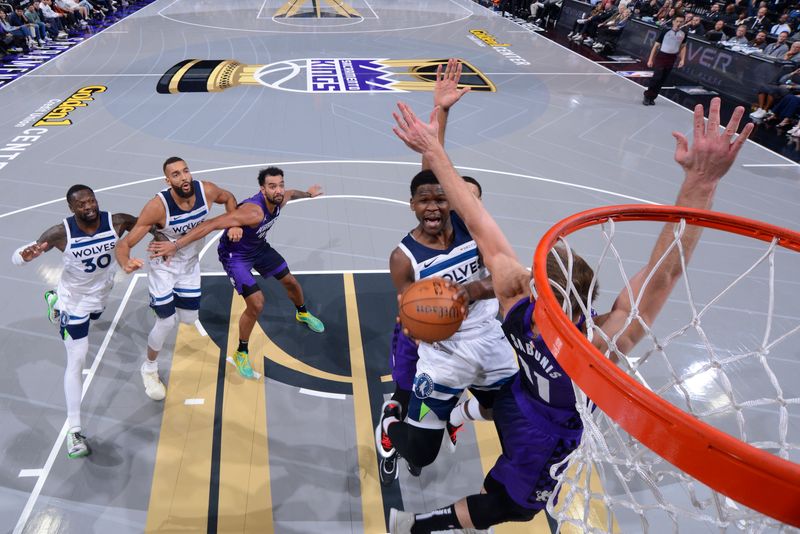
173, 181, 195, 199
77, 209, 99, 224
266, 193, 283, 205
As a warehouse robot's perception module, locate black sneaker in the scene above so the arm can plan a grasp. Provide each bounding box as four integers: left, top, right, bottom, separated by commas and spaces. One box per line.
379, 452, 399, 486
406, 460, 422, 477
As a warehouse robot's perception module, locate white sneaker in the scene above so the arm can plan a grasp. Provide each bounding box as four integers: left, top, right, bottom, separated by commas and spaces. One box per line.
66, 429, 90, 458
141, 368, 166, 400
749, 108, 766, 119
388, 508, 415, 534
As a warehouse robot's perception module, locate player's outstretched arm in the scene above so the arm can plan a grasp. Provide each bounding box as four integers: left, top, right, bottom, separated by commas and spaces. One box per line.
11, 223, 67, 265
115, 200, 163, 273
204, 181, 241, 241
281, 185, 323, 207
148, 203, 264, 258
393, 102, 529, 314
595, 97, 753, 357
422, 58, 471, 171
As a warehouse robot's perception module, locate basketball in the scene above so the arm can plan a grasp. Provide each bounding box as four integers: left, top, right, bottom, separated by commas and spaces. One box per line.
399, 278, 465, 343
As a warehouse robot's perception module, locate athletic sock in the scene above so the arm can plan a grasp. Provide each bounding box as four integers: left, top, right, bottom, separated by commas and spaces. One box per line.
411, 505, 461, 533
141, 359, 158, 374
237, 339, 249, 353
296, 304, 307, 314
450, 396, 488, 427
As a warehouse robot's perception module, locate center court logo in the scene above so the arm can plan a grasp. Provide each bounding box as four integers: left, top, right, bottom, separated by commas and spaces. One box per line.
156, 58, 496, 94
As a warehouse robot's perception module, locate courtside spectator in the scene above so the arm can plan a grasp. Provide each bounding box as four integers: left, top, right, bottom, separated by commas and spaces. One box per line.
750, 30, 769, 48
750, 67, 800, 119
725, 23, 750, 44
764, 31, 790, 56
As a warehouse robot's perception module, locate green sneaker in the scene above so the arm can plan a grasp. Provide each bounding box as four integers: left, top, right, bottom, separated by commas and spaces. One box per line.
44, 290, 59, 324
232, 350, 254, 378
66, 430, 90, 459
296, 311, 324, 333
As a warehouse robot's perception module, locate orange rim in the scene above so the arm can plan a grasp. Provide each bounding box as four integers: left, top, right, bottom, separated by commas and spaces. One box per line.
532, 205, 800, 528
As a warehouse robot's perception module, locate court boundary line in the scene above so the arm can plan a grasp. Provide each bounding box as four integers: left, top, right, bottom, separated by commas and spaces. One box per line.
0, 159, 657, 221
474, 3, 800, 168
157, 0, 472, 34
0, 0, 161, 93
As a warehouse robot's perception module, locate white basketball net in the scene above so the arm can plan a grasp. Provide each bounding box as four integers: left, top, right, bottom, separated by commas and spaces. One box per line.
542, 218, 800, 534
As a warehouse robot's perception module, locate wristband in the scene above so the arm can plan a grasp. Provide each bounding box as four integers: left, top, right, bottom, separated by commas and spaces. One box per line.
12, 241, 37, 266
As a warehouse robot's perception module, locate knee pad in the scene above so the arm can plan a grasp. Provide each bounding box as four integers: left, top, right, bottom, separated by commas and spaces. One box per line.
177, 308, 198, 325
147, 314, 178, 352
466, 485, 537, 529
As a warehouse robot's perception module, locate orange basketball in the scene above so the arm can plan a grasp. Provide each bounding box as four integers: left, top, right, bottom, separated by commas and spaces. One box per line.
399, 277, 465, 343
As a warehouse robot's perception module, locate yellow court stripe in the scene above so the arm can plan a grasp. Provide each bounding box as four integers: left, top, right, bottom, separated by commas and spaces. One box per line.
274, 0, 302, 17
262, 334, 351, 383
323, 0, 352, 17
145, 322, 220, 533
314, 0, 321, 18
343, 273, 385, 533
217, 292, 274, 534
285, 0, 307, 17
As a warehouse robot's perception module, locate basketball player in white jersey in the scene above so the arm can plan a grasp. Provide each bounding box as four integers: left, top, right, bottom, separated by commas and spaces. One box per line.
115, 157, 238, 400
376, 60, 517, 486
12, 185, 138, 458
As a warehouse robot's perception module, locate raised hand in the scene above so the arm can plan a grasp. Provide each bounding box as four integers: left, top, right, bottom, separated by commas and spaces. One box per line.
671, 97, 753, 182
392, 102, 442, 155
20, 242, 48, 262
434, 58, 471, 112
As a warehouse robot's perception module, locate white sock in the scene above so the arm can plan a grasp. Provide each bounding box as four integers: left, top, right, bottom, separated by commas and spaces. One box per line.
147, 314, 177, 352
449, 397, 489, 427
141, 359, 158, 374
64, 337, 88, 430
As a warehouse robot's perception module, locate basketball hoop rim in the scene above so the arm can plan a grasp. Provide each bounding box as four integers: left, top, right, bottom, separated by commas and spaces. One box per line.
532, 204, 800, 528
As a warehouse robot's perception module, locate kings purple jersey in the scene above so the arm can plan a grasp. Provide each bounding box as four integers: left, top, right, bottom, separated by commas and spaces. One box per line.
218, 191, 280, 259
502, 297, 583, 431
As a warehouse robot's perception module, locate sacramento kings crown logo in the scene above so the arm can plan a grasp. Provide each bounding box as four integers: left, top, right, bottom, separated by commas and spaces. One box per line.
156, 58, 496, 94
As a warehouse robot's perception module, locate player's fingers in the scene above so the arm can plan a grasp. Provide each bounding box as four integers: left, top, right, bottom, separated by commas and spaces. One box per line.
435, 63, 443, 83
731, 122, 754, 154
392, 111, 406, 130
693, 103, 705, 140
707, 97, 721, 135
723, 105, 744, 138
672, 131, 688, 155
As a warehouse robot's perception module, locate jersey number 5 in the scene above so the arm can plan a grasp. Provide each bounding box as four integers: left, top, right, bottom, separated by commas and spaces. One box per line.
82, 254, 112, 273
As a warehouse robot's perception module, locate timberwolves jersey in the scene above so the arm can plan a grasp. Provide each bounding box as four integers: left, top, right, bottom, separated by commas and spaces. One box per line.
60, 211, 119, 295
156, 180, 209, 261
397, 211, 498, 331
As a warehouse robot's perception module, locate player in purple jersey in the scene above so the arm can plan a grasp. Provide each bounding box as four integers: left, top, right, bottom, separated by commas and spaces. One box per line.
387, 99, 752, 532
148, 166, 324, 379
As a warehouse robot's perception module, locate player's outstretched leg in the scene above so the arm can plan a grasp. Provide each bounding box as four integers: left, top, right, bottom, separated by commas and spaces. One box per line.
45, 289, 60, 324
277, 273, 325, 333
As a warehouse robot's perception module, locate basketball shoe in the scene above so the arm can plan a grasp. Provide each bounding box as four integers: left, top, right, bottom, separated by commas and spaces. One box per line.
232, 350, 254, 378
66, 429, 90, 459
141, 364, 166, 401
375, 400, 401, 458
295, 310, 324, 333
44, 290, 59, 324
379, 452, 399, 486
445, 421, 463, 452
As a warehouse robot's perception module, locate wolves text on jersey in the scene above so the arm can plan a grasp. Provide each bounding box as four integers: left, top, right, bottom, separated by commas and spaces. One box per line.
71, 241, 116, 258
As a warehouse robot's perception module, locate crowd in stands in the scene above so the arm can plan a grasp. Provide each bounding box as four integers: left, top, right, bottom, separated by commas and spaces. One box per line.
493, 0, 800, 136
0, 0, 143, 56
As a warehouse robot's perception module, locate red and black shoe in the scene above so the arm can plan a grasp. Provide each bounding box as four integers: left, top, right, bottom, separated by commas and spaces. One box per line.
445, 421, 463, 452
375, 400, 401, 459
